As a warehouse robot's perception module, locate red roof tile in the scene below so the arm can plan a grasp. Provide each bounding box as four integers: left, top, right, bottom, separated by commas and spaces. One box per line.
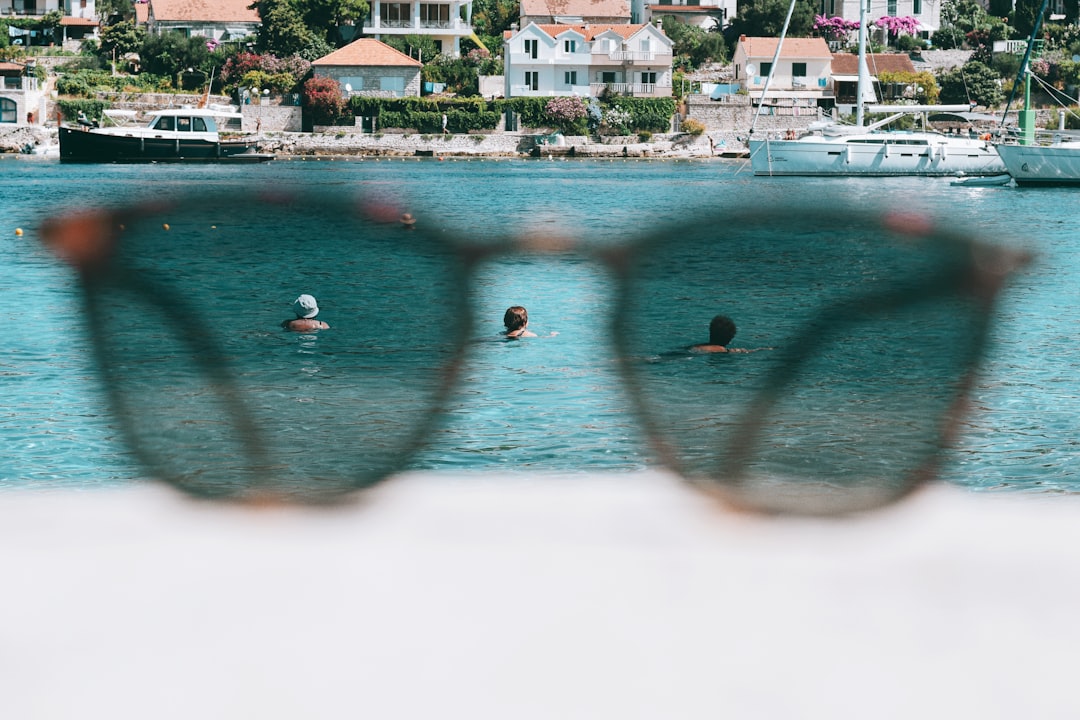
520, 0, 630, 18
312, 39, 423, 67
831, 52, 917, 74
737, 36, 832, 60
148, 0, 259, 23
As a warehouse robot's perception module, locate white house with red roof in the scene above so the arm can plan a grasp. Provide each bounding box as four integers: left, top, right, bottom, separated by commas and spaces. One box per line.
4, 0, 99, 48
143, 0, 260, 42
503, 22, 672, 99
732, 35, 833, 103
311, 38, 424, 98
362, 0, 474, 58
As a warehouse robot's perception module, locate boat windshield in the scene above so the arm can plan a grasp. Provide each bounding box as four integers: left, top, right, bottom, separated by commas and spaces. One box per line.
151, 115, 216, 132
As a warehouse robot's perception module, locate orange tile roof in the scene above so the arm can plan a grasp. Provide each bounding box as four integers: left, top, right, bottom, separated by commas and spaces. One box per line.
60, 16, 100, 26
520, 0, 630, 18
135, 3, 149, 24
0, 62, 25, 72
831, 52, 916, 75
312, 39, 423, 67
737, 36, 832, 60
148, 0, 259, 23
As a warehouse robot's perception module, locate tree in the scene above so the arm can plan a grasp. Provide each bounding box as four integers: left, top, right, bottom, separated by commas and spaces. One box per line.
98, 21, 144, 60
250, 0, 317, 57
383, 34, 439, 62
937, 60, 1004, 107
726, 0, 815, 40
139, 33, 212, 84
97, 0, 136, 22
1013, 0, 1043, 38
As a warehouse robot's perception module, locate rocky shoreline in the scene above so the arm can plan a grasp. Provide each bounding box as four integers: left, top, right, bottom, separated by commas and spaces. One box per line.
2, 125, 736, 160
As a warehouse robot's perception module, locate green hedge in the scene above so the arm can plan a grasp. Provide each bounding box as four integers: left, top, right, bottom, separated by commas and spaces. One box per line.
56, 98, 109, 123
342, 95, 675, 134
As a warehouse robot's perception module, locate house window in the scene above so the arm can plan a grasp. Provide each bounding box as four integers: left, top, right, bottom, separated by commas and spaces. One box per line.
0, 98, 15, 124
641, 37, 650, 52
524, 38, 538, 58
419, 4, 450, 25
913, 0, 922, 13
565, 70, 577, 85
380, 76, 406, 94
759, 62, 772, 77
641, 71, 657, 84
525, 71, 539, 91
792, 63, 806, 77
887, 0, 897, 14
340, 77, 364, 91
564, 39, 576, 53
601, 71, 617, 83
380, 3, 411, 25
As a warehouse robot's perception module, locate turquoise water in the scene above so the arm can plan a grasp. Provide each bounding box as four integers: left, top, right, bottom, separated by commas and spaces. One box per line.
1, 156, 1076, 494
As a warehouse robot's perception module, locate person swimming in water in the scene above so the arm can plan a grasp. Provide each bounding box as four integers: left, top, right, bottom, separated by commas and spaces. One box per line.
502, 305, 537, 338
688, 314, 741, 353
282, 294, 330, 332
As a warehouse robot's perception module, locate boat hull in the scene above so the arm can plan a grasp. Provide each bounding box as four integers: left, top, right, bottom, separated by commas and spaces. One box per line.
749, 136, 1006, 177
58, 126, 273, 163
996, 143, 1080, 185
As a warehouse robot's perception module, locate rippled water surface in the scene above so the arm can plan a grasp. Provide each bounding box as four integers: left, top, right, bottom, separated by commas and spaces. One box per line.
1, 156, 1075, 494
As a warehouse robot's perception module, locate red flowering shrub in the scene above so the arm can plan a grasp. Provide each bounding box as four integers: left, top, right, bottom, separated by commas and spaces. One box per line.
303, 75, 346, 126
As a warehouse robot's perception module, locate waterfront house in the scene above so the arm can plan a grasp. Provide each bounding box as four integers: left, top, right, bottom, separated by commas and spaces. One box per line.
503, 22, 673, 99
311, 39, 423, 98
519, 0, 631, 25
830, 52, 917, 104
732, 35, 832, 113
362, 0, 474, 58
0, 60, 44, 126
5, 0, 98, 49
143, 0, 260, 42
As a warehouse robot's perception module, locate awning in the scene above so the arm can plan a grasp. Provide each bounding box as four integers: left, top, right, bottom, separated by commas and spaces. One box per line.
831, 75, 861, 82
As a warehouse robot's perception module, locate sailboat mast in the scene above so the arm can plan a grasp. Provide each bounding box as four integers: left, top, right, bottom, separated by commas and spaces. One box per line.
856, 0, 869, 127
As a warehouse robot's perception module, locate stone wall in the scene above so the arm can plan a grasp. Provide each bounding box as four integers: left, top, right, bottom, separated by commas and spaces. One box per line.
242, 104, 303, 132
314, 67, 423, 99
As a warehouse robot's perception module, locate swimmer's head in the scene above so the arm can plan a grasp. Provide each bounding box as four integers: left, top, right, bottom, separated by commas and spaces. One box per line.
708, 315, 736, 346
503, 305, 528, 332
292, 294, 320, 319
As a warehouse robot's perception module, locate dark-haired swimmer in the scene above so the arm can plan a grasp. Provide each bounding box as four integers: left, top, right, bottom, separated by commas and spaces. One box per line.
282, 294, 330, 332
503, 305, 537, 338
688, 314, 748, 354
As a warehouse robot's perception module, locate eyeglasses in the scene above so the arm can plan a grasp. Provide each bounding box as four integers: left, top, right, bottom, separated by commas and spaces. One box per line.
37, 191, 1029, 515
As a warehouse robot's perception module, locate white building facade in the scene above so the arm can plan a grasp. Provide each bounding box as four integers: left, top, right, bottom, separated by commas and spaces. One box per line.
821, 0, 943, 36
362, 0, 474, 58
503, 22, 673, 99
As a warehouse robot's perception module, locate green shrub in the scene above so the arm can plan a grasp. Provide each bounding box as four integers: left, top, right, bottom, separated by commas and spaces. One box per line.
681, 118, 705, 135
56, 98, 108, 123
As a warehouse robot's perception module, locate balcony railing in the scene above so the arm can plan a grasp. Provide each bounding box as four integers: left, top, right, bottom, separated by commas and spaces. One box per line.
378, 18, 414, 28
590, 82, 671, 97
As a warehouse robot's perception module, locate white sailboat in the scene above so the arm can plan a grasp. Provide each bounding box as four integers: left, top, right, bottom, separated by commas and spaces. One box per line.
747, 0, 1006, 177
993, 0, 1080, 184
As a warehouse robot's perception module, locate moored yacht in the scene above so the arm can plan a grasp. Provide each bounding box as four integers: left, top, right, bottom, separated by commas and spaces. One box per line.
59, 106, 273, 163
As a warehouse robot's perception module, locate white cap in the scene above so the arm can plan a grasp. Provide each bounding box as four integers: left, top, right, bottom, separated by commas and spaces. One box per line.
292, 294, 319, 319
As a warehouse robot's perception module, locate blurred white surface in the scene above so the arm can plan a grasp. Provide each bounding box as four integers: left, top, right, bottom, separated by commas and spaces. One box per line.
2, 471, 1079, 719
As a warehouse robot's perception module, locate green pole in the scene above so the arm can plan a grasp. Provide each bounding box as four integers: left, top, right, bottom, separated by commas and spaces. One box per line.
1019, 69, 1035, 145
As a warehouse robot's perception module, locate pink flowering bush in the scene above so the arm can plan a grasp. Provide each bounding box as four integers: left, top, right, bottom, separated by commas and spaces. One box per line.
875, 16, 920, 36
221, 52, 311, 93
543, 96, 588, 133
814, 15, 860, 42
